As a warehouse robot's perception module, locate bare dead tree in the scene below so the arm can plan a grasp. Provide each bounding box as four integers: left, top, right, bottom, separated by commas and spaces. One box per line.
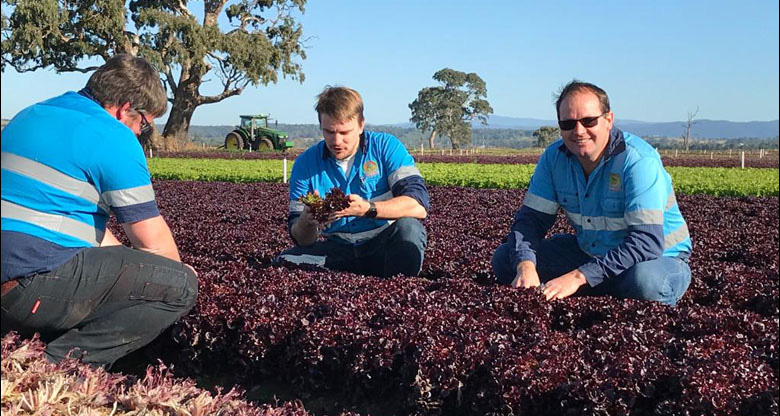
683, 107, 700, 152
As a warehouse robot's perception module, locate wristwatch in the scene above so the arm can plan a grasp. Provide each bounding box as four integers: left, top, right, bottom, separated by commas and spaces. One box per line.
364, 201, 378, 218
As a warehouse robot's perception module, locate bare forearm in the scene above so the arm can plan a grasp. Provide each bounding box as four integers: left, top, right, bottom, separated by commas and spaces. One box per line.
123, 216, 181, 262
135, 227, 181, 262
100, 227, 123, 247
375, 196, 427, 219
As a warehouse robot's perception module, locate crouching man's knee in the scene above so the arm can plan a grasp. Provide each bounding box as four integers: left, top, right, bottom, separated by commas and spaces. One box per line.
386, 218, 427, 276
491, 243, 516, 285
180, 264, 198, 313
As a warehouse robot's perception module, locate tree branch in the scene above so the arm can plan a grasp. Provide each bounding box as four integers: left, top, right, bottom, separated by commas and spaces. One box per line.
198, 87, 243, 105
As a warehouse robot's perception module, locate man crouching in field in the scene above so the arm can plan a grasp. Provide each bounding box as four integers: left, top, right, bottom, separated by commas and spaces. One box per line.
276, 86, 429, 278
1, 54, 197, 369
492, 80, 692, 306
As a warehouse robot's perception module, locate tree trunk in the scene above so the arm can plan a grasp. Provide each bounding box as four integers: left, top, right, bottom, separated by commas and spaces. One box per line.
428, 130, 437, 149
163, 98, 196, 143
162, 66, 203, 144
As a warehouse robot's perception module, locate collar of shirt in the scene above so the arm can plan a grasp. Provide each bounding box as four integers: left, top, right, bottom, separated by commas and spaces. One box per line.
78, 87, 102, 106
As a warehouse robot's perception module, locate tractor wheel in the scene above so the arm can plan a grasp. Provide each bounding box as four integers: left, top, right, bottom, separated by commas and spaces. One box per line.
225, 131, 244, 150
256, 137, 273, 151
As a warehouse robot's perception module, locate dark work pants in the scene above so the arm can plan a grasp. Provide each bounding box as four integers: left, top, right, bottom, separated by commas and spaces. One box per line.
491, 234, 691, 306
277, 217, 427, 278
1, 245, 197, 369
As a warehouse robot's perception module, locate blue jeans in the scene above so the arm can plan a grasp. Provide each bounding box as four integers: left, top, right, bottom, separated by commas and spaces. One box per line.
491, 234, 691, 306
276, 217, 427, 278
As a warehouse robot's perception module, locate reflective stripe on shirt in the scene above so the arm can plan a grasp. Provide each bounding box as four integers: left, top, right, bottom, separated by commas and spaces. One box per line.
100, 184, 155, 208
664, 223, 690, 249
565, 212, 627, 231
289, 200, 305, 214
2, 152, 107, 212
1, 200, 103, 245
370, 190, 394, 202
625, 209, 664, 226
387, 166, 422, 188
523, 192, 559, 215
665, 192, 678, 211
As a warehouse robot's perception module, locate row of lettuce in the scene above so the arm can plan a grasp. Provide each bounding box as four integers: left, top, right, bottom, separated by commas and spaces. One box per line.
147, 158, 779, 197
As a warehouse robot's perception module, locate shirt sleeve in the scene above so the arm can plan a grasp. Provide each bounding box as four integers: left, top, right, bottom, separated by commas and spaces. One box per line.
93, 135, 159, 224
577, 157, 667, 285
383, 136, 430, 211
505, 149, 559, 269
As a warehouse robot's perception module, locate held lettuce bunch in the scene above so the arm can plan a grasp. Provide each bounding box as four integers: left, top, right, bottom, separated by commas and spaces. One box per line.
299, 187, 351, 223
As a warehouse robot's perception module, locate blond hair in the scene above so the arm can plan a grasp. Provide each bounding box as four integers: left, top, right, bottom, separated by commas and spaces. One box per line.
315, 86, 364, 123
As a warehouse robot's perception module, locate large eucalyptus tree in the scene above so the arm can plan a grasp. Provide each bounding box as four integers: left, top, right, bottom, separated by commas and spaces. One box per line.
2, 0, 307, 140
409, 68, 492, 149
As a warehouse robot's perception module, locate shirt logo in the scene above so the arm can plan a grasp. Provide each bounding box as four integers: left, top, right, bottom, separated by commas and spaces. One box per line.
363, 160, 379, 177
609, 173, 622, 192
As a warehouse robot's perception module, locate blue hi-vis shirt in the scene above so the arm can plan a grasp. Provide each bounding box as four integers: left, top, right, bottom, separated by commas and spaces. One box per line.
507, 129, 692, 286
288, 131, 429, 245
1, 91, 159, 282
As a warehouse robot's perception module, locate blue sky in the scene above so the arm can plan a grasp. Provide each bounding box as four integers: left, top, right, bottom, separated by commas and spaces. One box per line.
2, 0, 778, 126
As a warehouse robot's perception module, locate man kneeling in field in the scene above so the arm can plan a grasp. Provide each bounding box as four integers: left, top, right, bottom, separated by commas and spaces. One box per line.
492, 80, 692, 306
276, 86, 429, 278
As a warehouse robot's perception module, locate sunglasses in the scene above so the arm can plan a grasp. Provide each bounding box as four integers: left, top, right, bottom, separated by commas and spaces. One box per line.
558, 113, 605, 131
136, 110, 153, 137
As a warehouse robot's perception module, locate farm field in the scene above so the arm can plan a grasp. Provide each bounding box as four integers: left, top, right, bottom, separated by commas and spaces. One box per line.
105, 181, 777, 415
3, 160, 779, 415
156, 149, 780, 169
148, 157, 780, 196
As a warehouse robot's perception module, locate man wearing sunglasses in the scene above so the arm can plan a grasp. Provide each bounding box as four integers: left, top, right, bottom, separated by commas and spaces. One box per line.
492, 80, 691, 306
2, 54, 198, 368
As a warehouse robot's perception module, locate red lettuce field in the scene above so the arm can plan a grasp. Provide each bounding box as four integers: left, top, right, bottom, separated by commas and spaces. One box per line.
112, 180, 780, 415
156, 150, 779, 168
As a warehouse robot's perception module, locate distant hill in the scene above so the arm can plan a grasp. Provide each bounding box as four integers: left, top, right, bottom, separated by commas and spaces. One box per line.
463, 115, 778, 140
616, 119, 779, 140
167, 114, 780, 149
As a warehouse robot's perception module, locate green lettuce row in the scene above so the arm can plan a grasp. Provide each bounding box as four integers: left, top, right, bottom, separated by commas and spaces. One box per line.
148, 158, 779, 197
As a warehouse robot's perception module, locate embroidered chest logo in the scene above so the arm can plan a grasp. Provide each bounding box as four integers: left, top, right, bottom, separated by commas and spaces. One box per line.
363, 160, 379, 177
609, 173, 622, 192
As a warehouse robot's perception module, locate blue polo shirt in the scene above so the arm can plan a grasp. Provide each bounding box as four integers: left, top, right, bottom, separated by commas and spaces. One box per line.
1, 91, 159, 282
288, 131, 429, 244
506, 129, 692, 286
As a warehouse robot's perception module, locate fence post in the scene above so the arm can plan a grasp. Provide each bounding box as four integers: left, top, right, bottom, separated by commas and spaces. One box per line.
283, 157, 288, 183
149, 146, 153, 159
741, 151, 745, 169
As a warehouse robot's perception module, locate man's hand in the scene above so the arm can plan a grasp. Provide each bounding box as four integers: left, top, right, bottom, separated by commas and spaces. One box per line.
542, 269, 588, 301
291, 206, 322, 247
511, 260, 541, 288
332, 194, 371, 220
298, 206, 321, 229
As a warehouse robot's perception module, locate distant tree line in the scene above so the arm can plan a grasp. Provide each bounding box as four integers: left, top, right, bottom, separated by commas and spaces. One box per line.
185, 123, 776, 151
644, 136, 779, 150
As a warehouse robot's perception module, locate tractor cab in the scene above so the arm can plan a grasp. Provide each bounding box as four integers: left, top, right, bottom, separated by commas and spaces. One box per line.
224, 113, 291, 151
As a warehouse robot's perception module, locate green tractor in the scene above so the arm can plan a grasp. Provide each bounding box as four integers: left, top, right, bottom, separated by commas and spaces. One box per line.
224, 114, 294, 151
